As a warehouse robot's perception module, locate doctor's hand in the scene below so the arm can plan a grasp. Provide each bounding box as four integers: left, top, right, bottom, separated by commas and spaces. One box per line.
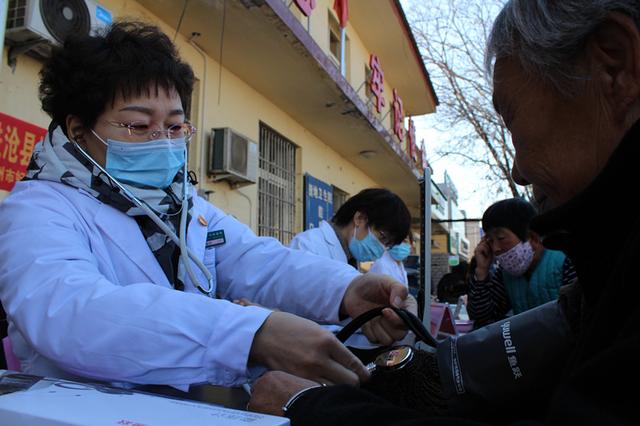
249, 311, 369, 386
341, 273, 415, 346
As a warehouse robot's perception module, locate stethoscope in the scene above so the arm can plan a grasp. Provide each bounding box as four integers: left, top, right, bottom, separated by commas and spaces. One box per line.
70, 136, 215, 296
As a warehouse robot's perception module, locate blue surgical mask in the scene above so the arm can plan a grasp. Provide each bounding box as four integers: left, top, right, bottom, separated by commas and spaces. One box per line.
389, 243, 411, 261
92, 130, 186, 189
348, 226, 385, 262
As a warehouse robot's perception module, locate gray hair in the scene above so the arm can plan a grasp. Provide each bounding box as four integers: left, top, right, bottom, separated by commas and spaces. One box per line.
486, 0, 640, 95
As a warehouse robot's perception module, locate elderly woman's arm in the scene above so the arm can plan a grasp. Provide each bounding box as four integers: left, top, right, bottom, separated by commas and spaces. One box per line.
249, 371, 488, 426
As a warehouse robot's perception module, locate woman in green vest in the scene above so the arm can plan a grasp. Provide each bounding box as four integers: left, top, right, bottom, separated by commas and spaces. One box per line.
467, 198, 576, 327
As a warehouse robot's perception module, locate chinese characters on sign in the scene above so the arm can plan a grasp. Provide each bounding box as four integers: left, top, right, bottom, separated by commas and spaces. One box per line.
391, 89, 405, 141
406, 117, 418, 162
367, 54, 427, 173
304, 174, 334, 230
294, 0, 316, 16
420, 139, 429, 170
0, 112, 47, 192
369, 54, 385, 113
281, 1, 428, 174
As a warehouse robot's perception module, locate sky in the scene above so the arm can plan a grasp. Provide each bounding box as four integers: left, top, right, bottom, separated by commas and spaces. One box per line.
414, 116, 493, 220
401, 0, 505, 220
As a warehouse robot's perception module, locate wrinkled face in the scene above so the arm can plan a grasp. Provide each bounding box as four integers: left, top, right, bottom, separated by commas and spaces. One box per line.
485, 227, 521, 256
492, 57, 619, 212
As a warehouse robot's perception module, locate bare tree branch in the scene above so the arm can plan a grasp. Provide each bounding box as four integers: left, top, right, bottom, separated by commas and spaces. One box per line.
406, 0, 530, 200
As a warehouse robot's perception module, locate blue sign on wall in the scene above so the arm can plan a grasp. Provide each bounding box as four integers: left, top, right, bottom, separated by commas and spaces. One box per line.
96, 5, 113, 25
304, 174, 334, 230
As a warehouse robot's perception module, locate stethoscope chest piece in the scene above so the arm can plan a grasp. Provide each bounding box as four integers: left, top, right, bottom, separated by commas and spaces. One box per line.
366, 345, 414, 374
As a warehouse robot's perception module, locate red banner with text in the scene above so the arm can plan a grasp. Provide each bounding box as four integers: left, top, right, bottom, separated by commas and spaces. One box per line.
0, 112, 47, 191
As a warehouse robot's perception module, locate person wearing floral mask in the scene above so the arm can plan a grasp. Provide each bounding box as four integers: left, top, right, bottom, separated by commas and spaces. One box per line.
468, 198, 576, 327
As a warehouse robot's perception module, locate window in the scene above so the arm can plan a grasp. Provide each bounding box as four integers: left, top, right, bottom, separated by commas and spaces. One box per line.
332, 185, 348, 214
328, 11, 341, 67
258, 123, 297, 245
328, 11, 350, 79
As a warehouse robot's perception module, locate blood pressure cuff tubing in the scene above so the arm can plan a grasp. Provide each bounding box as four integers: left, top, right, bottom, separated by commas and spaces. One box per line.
436, 301, 574, 421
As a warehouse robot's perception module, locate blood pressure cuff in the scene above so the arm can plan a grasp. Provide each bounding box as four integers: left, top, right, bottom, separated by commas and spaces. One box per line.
437, 301, 575, 421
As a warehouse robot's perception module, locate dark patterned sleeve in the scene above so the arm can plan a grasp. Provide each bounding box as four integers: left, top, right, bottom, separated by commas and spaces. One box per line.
287, 385, 488, 426
562, 257, 577, 286
467, 265, 510, 327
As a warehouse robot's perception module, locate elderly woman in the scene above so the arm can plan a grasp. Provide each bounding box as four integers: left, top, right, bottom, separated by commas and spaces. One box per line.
248, 0, 640, 424
0, 21, 412, 390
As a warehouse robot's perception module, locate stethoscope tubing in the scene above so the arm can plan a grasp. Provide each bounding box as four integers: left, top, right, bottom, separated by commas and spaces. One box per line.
71, 140, 215, 296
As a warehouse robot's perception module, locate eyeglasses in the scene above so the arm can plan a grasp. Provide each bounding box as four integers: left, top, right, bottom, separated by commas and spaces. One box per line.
374, 229, 394, 249
105, 121, 197, 142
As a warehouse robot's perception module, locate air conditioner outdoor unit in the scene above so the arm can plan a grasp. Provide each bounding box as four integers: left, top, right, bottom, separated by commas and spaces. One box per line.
208, 127, 258, 185
5, 0, 112, 59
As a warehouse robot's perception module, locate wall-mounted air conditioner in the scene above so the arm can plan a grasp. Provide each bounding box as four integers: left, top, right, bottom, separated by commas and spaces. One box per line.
208, 127, 258, 185
5, 0, 112, 59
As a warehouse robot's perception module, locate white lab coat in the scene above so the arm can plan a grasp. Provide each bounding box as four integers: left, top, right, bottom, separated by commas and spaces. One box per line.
0, 180, 360, 388
289, 221, 382, 349
369, 251, 409, 287
289, 220, 347, 263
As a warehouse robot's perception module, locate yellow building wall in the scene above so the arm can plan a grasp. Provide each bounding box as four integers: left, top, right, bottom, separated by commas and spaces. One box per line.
285, 0, 404, 147
0, 0, 379, 232
432, 234, 450, 254
315, 0, 408, 149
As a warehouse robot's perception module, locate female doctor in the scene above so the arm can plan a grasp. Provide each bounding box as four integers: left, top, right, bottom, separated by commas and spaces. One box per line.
289, 188, 414, 345
289, 188, 411, 267
0, 21, 411, 389
369, 235, 412, 287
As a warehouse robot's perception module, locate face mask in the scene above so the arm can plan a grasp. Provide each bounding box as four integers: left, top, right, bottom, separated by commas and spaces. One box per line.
389, 243, 411, 262
348, 226, 386, 262
92, 130, 186, 189
495, 241, 535, 276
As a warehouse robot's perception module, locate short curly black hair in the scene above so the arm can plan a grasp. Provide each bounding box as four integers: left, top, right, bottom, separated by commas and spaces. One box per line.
39, 20, 195, 133
332, 188, 411, 246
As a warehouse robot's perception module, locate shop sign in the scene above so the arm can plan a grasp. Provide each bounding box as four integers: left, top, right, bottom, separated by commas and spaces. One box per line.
304, 174, 333, 230
391, 89, 404, 141
369, 54, 386, 113
0, 112, 47, 191
294, 0, 316, 16
406, 117, 417, 161
420, 139, 429, 170
367, 57, 428, 172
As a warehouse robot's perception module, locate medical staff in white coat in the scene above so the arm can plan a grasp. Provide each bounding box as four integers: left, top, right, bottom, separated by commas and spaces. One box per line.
0, 22, 412, 390
290, 188, 411, 266
290, 188, 414, 346
289, 219, 350, 263
369, 237, 412, 287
